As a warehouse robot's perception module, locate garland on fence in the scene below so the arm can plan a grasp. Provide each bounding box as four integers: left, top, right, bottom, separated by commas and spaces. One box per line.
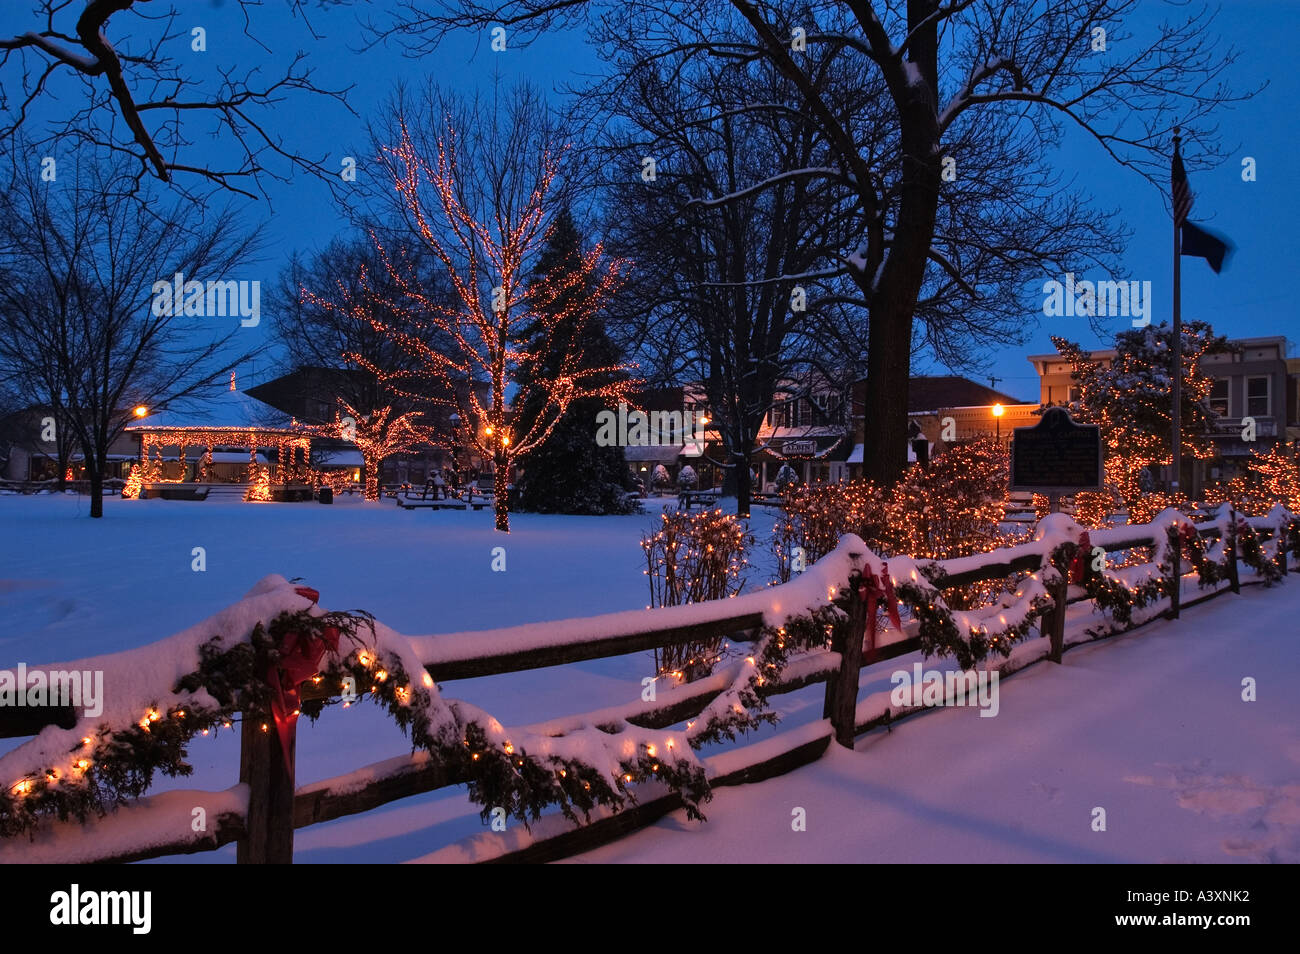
1173, 523, 1227, 588
1234, 516, 1283, 585
2, 603, 712, 839
1073, 560, 1167, 628
893, 562, 1054, 671
684, 604, 841, 748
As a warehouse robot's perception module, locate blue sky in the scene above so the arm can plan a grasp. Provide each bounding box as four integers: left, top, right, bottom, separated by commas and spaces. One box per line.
20, 0, 1300, 399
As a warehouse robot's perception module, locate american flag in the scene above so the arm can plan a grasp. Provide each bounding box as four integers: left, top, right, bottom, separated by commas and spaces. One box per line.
1171, 148, 1193, 225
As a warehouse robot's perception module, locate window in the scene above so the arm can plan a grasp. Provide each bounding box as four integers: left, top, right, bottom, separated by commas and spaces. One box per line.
1067, 386, 1081, 403
1209, 378, 1230, 417
812, 392, 843, 424
1246, 376, 1270, 417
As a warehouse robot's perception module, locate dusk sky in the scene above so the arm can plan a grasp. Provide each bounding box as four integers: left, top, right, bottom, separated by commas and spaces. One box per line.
55, 0, 1300, 400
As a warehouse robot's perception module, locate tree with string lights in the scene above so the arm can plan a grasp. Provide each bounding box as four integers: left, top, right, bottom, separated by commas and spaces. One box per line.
327, 400, 438, 502
356, 83, 634, 531
1052, 323, 1228, 517
283, 237, 448, 501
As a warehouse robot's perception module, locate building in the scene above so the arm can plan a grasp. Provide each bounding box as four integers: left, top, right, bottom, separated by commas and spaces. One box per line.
0, 406, 139, 483
622, 373, 1026, 491
246, 366, 486, 487
846, 375, 1035, 478
1028, 334, 1299, 489
622, 380, 853, 491
125, 384, 313, 495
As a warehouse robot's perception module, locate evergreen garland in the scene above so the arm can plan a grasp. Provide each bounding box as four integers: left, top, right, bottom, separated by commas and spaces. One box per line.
1234, 518, 1283, 585
894, 562, 1054, 671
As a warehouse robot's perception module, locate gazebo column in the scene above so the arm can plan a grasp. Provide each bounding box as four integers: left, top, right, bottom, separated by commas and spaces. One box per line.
178, 440, 187, 482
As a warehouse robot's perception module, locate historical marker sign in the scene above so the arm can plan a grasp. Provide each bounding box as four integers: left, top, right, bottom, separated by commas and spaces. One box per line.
1009, 407, 1103, 493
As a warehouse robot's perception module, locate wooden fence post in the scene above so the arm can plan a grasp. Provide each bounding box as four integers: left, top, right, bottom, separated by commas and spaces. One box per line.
1047, 572, 1067, 664
827, 570, 867, 748
1226, 508, 1241, 595
238, 714, 296, 864
1166, 525, 1181, 621
1043, 543, 1072, 664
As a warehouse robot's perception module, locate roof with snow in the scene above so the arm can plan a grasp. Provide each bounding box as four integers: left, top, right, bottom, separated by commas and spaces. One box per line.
126, 388, 297, 433
906, 376, 1029, 412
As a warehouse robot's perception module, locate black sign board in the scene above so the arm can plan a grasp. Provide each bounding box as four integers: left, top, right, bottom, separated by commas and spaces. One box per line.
1009, 407, 1103, 493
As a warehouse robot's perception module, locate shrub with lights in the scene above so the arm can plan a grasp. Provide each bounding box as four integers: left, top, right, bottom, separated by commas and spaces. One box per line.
642, 509, 753, 680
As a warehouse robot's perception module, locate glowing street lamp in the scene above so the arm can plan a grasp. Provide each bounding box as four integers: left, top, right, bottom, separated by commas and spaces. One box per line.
132, 405, 148, 418
992, 403, 1005, 441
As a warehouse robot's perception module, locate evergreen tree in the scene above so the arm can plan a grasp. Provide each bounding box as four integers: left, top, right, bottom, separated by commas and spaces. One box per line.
515, 208, 635, 514
1052, 322, 1229, 510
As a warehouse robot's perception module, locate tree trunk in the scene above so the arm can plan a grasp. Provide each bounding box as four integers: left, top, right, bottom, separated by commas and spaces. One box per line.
493, 457, 510, 532
56, 443, 69, 491
734, 449, 752, 519
88, 466, 104, 518
860, 308, 914, 485
363, 452, 380, 501
857, 1, 942, 487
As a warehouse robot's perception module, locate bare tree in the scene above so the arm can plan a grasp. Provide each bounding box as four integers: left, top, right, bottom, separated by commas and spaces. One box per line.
596, 26, 873, 517
0, 154, 262, 516
274, 236, 454, 500
0, 0, 353, 200
353, 83, 634, 531
377, 0, 1250, 484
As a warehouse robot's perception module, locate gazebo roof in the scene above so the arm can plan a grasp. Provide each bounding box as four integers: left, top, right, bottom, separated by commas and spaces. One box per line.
128, 388, 298, 434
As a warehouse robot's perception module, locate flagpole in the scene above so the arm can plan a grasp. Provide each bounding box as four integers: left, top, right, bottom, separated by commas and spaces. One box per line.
1171, 127, 1183, 496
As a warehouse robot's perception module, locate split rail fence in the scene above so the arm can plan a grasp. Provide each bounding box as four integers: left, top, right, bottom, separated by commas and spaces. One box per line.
0, 504, 1292, 863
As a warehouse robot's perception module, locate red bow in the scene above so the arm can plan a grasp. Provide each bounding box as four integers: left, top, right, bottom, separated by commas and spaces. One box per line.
858, 563, 901, 662
1068, 531, 1092, 584
265, 587, 337, 774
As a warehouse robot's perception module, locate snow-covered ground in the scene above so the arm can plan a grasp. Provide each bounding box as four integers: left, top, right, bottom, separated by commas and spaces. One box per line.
569, 582, 1300, 864
1, 493, 1296, 863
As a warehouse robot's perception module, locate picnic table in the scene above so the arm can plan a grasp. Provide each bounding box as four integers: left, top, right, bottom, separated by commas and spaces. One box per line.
676, 489, 721, 511
396, 486, 490, 511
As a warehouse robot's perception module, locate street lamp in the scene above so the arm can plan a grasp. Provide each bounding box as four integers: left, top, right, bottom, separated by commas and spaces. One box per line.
132, 405, 148, 418
992, 403, 1005, 442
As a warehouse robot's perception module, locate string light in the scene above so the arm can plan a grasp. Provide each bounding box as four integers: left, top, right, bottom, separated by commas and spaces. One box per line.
334, 117, 636, 532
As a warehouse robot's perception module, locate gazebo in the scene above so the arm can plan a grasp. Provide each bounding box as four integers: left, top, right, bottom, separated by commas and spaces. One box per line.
125, 385, 314, 500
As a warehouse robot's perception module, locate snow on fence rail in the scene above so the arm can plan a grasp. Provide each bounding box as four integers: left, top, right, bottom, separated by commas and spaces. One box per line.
0, 503, 1294, 864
